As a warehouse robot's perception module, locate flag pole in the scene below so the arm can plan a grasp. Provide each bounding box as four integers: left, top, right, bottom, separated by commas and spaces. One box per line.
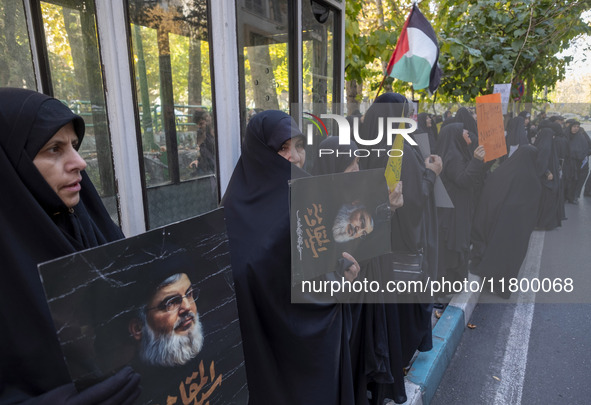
374, 74, 389, 101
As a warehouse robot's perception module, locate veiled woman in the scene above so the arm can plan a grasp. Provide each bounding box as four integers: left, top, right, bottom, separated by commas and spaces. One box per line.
359, 93, 442, 404
505, 116, 529, 153
470, 145, 542, 297
417, 112, 437, 154
436, 122, 486, 285
312, 134, 405, 404
0, 88, 140, 404
534, 120, 563, 230
222, 111, 356, 405
565, 120, 591, 203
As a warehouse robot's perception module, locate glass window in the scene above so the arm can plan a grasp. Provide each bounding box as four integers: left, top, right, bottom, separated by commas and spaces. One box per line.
303, 0, 335, 108
0, 0, 36, 89
236, 0, 289, 126
302, 0, 337, 172
128, 0, 218, 229
40, 0, 119, 222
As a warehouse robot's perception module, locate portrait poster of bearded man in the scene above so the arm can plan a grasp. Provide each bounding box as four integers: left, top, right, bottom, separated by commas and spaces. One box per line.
289, 167, 392, 287
38, 208, 247, 405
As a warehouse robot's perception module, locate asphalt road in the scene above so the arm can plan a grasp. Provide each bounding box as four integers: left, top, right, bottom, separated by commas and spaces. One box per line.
431, 195, 591, 405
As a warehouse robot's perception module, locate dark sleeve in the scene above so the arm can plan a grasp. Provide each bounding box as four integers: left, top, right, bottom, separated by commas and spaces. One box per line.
444, 156, 484, 189
424, 167, 437, 187
535, 142, 552, 176
392, 159, 436, 253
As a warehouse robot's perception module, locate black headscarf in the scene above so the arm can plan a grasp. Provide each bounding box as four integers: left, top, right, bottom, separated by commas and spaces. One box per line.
505, 116, 528, 150
567, 121, 591, 161
0, 88, 124, 401
417, 112, 437, 154
359, 92, 409, 171
470, 145, 541, 295
454, 107, 478, 135
222, 110, 354, 405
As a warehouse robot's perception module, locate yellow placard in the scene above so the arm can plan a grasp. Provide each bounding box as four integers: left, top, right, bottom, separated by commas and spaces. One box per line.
385, 133, 404, 192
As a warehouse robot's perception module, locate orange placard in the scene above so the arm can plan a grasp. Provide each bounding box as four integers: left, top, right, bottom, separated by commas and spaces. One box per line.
476, 93, 507, 162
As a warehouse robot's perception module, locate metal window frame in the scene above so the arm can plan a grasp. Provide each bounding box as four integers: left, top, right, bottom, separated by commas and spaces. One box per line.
211, 0, 241, 197
95, 0, 146, 236
20, 0, 342, 234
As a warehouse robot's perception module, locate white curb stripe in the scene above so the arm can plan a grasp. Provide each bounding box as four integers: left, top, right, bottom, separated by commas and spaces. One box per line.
492, 230, 545, 405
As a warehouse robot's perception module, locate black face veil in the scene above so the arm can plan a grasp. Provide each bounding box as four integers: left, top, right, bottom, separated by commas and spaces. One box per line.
0, 88, 124, 401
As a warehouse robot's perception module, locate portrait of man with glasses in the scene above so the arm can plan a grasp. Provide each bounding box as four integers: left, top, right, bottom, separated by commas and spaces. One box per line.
128, 273, 204, 368
39, 209, 249, 404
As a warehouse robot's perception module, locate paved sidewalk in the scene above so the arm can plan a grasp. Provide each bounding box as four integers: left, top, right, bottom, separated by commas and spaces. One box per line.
398, 273, 482, 405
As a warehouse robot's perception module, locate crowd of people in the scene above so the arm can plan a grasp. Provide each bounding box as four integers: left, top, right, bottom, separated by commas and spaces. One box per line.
2, 86, 590, 405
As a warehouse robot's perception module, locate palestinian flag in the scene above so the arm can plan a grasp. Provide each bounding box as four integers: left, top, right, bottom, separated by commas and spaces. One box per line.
385, 4, 442, 93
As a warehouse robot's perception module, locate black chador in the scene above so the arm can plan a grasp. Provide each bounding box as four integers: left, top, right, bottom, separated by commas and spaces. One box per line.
359, 93, 438, 404
534, 120, 562, 230
223, 111, 355, 405
0, 88, 130, 403
470, 145, 542, 297
436, 122, 484, 283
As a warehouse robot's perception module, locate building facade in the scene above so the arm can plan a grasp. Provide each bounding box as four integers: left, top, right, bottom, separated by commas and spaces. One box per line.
1, 0, 344, 235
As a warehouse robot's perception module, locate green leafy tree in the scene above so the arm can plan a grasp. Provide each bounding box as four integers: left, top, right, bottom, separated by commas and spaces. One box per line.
436, 0, 591, 103
345, 0, 591, 104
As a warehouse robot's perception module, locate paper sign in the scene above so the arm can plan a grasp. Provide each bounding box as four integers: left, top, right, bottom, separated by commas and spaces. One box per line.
476, 93, 507, 162
508, 144, 519, 158
493, 84, 512, 115
385, 133, 404, 191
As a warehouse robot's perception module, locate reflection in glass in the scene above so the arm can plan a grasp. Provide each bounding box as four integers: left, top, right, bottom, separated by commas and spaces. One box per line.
128, 0, 218, 229
0, 0, 36, 89
237, 0, 289, 126
40, 0, 119, 222
301, 1, 336, 174
303, 0, 334, 110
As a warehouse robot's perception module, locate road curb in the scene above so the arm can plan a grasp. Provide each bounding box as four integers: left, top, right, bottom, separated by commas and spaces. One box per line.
401, 274, 482, 405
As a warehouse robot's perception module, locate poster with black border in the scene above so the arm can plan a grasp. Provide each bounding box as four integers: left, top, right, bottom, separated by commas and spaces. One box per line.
290, 168, 392, 285
38, 208, 248, 405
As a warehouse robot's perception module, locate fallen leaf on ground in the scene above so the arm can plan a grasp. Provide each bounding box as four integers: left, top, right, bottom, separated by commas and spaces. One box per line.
467, 323, 477, 329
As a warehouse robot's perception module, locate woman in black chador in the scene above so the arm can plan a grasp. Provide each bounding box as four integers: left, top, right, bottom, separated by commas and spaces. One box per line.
470, 145, 542, 298
0, 88, 140, 404
222, 111, 356, 405
436, 122, 486, 284
359, 93, 442, 404
312, 134, 405, 405
505, 115, 529, 153
416, 112, 438, 154
534, 120, 563, 230
565, 120, 591, 204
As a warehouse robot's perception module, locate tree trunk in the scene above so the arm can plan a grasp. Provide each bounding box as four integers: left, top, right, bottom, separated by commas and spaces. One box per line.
346, 80, 363, 115
188, 33, 203, 106
133, 24, 157, 151
63, 8, 87, 98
